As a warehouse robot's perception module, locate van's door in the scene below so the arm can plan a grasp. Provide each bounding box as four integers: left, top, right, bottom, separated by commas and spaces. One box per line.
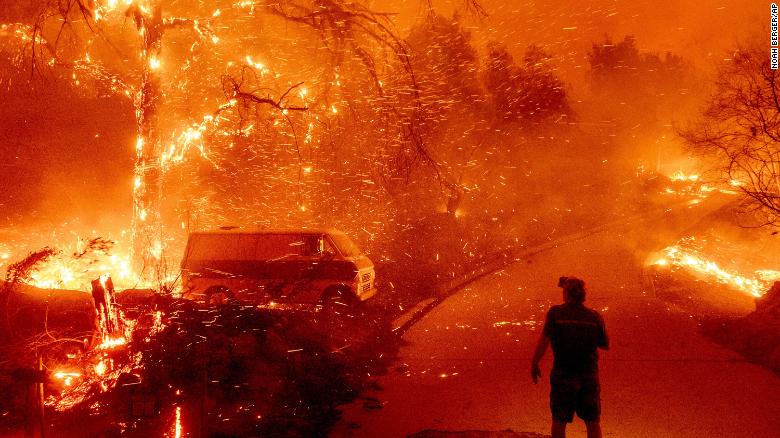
251, 233, 318, 303
283, 233, 326, 303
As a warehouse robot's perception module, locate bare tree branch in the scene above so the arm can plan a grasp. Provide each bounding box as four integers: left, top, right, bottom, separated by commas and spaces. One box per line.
680, 46, 780, 226
222, 73, 308, 112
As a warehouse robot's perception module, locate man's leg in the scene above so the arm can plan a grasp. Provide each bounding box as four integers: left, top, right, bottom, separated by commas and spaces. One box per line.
551, 420, 567, 438
578, 377, 602, 438
585, 421, 602, 438
550, 375, 575, 438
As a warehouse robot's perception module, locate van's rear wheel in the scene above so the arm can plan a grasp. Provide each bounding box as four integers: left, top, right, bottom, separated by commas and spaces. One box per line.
205, 286, 234, 305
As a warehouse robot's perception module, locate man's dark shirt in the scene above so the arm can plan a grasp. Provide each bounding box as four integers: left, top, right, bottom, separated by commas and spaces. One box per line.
542, 302, 609, 378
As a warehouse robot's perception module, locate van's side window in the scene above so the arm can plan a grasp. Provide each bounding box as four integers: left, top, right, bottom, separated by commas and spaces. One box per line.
322, 238, 337, 257
292, 235, 322, 257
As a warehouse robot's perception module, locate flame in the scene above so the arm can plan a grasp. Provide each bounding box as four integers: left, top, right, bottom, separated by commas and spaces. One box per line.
94, 360, 107, 376
98, 336, 127, 350
653, 237, 780, 297
160, 99, 237, 170
99, 273, 109, 289
53, 372, 82, 387
0, 23, 48, 45
46, 298, 165, 412
235, 0, 255, 12
669, 170, 699, 182
17, 240, 137, 290
150, 240, 163, 260
174, 406, 183, 438
660, 171, 741, 199
94, 0, 137, 21
245, 55, 267, 74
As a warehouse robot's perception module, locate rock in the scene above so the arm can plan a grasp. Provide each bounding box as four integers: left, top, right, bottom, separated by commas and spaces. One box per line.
756, 281, 780, 315
361, 396, 383, 410
768, 345, 780, 371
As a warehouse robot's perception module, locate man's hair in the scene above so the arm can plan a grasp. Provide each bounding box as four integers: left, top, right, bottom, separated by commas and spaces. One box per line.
558, 276, 586, 303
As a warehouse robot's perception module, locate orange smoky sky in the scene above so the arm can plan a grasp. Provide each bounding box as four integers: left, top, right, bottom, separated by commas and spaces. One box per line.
392, 0, 767, 82
0, 0, 769, 225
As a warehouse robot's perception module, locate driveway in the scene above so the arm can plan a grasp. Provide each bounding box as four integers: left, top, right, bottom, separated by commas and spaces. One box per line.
333, 204, 780, 437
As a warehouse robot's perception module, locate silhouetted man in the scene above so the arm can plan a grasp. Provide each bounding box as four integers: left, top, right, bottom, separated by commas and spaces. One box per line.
531, 276, 609, 438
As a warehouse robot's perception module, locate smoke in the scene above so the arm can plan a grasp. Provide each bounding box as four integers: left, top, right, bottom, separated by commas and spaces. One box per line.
0, 0, 770, 266
0, 76, 135, 225
393, 0, 766, 81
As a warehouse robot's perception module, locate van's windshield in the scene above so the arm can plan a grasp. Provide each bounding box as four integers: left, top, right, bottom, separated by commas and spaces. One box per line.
329, 233, 361, 258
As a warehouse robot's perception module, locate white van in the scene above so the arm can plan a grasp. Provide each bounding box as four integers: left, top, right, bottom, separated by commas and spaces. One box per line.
180, 229, 377, 311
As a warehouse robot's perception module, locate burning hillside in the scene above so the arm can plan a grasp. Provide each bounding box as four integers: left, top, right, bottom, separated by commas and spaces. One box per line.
653, 236, 780, 298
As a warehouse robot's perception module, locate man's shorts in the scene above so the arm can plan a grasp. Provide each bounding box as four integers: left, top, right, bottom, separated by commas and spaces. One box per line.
550, 374, 601, 423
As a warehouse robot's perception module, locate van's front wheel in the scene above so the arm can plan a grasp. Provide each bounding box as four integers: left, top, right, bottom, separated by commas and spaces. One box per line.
321, 288, 358, 319
205, 286, 234, 306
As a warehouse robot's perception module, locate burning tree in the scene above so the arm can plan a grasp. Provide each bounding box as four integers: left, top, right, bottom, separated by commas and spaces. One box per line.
680, 46, 780, 226
0, 0, 445, 282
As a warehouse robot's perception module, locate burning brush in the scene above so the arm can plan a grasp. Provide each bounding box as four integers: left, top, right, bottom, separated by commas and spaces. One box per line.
652, 236, 780, 298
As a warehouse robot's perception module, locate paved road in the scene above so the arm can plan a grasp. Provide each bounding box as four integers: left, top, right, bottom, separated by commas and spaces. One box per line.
333, 204, 780, 437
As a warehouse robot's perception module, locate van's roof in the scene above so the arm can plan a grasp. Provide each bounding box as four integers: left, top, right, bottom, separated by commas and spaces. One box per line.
188, 228, 346, 236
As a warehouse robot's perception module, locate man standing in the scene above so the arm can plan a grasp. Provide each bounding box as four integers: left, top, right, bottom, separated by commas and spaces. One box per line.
531, 276, 609, 438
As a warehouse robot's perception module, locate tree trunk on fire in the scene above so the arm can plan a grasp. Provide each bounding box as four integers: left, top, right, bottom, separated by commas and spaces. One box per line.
132, 3, 164, 281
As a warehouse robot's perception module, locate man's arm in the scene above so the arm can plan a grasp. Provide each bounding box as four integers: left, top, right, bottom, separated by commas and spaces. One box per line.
531, 333, 549, 384
597, 314, 609, 350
